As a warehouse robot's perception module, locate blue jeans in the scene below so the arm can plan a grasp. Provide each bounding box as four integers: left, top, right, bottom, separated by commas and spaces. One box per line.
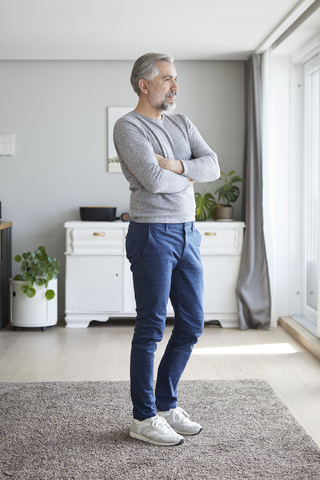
126, 221, 204, 420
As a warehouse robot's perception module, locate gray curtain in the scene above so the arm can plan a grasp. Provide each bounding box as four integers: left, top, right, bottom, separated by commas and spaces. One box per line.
235, 54, 271, 330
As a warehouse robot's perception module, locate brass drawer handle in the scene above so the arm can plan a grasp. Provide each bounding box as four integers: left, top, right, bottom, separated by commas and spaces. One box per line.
205, 232, 217, 236
93, 232, 105, 236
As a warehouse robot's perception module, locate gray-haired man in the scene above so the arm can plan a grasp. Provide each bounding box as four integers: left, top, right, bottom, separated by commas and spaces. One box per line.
114, 53, 220, 446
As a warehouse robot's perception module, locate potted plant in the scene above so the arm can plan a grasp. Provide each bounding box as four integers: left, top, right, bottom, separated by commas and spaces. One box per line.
10, 246, 60, 330
214, 170, 243, 221
195, 191, 217, 221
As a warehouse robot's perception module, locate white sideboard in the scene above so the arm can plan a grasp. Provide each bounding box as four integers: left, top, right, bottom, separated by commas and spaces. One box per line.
64, 221, 245, 328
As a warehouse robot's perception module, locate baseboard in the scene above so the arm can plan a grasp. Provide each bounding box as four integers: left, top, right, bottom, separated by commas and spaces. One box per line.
279, 316, 320, 362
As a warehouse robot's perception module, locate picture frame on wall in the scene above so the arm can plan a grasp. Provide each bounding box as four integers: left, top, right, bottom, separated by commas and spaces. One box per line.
107, 107, 133, 172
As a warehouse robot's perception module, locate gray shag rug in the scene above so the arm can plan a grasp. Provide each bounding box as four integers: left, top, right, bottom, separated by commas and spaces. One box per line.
1, 380, 320, 480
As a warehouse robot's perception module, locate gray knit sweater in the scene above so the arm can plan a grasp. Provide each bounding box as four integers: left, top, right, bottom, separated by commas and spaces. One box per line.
113, 110, 220, 223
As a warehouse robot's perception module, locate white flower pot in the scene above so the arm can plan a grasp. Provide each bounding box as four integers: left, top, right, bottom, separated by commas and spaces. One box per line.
10, 278, 58, 330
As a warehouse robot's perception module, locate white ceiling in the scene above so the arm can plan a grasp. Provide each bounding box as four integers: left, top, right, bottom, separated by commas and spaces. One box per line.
0, 0, 319, 61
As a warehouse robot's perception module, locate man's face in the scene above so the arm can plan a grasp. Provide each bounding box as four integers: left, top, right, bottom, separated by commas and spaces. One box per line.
148, 61, 179, 112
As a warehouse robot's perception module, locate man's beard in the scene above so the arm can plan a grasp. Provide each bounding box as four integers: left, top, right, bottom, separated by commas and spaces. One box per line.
151, 92, 177, 112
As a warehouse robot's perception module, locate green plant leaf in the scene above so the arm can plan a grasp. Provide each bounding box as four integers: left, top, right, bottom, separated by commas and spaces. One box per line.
14, 255, 22, 263
195, 192, 217, 221
214, 170, 243, 206
26, 287, 36, 298
21, 260, 29, 269
45, 289, 55, 301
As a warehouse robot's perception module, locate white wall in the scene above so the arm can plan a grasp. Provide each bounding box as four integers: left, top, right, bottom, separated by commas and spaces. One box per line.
0, 60, 245, 316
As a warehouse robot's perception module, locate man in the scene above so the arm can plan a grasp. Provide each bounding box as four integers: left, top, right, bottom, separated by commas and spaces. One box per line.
113, 53, 220, 446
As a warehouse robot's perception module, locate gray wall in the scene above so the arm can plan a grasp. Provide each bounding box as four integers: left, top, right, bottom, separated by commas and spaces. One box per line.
0, 60, 245, 316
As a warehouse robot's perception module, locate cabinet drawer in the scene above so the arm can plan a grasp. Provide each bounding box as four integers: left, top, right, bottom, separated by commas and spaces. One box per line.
198, 226, 243, 254
68, 227, 125, 254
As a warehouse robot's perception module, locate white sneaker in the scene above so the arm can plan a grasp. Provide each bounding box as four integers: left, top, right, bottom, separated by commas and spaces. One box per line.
158, 407, 203, 435
130, 415, 184, 446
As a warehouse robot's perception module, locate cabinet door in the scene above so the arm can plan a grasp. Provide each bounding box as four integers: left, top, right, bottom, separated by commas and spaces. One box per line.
202, 254, 241, 313
66, 256, 123, 313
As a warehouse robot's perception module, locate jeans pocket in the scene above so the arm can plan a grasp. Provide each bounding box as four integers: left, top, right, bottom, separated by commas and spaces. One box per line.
139, 225, 150, 256
126, 223, 151, 260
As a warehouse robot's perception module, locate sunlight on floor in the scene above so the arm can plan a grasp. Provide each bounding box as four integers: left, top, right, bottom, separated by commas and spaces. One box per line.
192, 343, 297, 355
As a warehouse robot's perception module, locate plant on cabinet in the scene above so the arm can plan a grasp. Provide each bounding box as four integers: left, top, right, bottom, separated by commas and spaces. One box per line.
214, 170, 243, 221
195, 191, 217, 221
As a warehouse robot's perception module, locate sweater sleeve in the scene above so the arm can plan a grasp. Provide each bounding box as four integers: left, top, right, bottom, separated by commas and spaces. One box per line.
180, 116, 220, 183
113, 117, 191, 195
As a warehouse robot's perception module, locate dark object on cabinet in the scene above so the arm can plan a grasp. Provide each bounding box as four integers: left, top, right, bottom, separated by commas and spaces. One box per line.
79, 207, 117, 221
0, 223, 12, 328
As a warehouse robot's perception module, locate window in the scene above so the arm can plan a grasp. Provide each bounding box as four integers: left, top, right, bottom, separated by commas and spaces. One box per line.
305, 59, 319, 308
300, 55, 320, 334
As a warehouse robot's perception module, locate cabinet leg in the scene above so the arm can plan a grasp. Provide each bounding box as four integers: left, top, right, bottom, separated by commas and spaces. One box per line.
64, 312, 112, 328
65, 320, 90, 328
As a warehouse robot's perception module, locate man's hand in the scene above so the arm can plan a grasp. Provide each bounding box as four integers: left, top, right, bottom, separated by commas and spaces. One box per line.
155, 154, 184, 175
155, 154, 194, 183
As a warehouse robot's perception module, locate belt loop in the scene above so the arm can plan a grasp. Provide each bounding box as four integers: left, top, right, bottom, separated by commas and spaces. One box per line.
165, 224, 168, 231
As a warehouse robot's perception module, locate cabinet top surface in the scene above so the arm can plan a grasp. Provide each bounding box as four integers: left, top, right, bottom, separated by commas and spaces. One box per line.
64, 220, 245, 229
0, 221, 13, 231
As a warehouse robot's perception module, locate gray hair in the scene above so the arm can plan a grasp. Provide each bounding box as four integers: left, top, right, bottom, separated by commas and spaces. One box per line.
130, 52, 174, 96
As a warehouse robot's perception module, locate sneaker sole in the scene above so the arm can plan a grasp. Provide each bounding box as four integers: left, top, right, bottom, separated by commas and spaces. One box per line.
172, 426, 203, 436
130, 431, 184, 446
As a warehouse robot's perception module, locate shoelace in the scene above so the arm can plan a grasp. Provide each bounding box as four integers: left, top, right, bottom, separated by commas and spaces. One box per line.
152, 415, 172, 433
172, 407, 190, 422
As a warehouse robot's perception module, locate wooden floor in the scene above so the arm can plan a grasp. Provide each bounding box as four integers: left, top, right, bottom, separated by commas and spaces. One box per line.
1, 319, 320, 447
